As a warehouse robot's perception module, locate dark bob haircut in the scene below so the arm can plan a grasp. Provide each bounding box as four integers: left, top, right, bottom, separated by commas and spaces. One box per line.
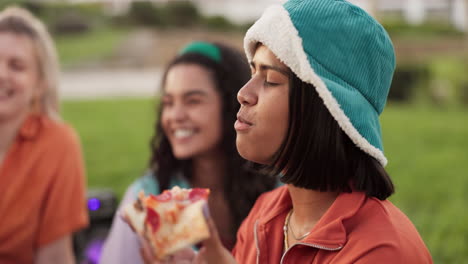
266, 72, 394, 200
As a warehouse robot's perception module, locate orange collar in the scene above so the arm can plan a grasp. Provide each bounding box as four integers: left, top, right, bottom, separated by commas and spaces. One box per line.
257, 186, 366, 249
18, 114, 43, 141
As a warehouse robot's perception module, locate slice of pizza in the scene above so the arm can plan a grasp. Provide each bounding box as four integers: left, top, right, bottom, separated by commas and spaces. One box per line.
123, 186, 210, 260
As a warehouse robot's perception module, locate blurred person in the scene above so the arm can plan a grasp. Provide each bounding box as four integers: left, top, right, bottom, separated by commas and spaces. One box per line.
141, 0, 433, 263
0, 6, 89, 264
99, 41, 277, 264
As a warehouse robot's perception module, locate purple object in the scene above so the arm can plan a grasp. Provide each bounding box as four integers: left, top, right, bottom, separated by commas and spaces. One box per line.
88, 198, 101, 211
83, 240, 104, 264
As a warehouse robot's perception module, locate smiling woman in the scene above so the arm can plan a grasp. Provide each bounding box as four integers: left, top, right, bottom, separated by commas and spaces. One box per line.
161, 63, 223, 159
0, 6, 88, 264
99, 41, 277, 264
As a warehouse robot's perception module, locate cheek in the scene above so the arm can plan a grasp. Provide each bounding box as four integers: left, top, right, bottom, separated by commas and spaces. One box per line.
236, 93, 289, 164
16, 74, 41, 102
268, 98, 289, 147
160, 112, 171, 134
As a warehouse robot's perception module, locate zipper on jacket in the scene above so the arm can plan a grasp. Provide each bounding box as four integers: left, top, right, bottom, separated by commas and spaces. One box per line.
280, 242, 343, 264
254, 221, 260, 264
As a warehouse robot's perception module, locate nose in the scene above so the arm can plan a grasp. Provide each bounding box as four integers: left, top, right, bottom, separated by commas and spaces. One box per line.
168, 103, 188, 122
237, 77, 259, 106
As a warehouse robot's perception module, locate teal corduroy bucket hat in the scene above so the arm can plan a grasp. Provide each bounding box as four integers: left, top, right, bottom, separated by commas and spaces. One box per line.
244, 0, 396, 166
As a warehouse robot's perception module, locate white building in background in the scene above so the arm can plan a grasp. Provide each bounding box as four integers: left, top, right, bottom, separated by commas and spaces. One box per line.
63, 0, 467, 32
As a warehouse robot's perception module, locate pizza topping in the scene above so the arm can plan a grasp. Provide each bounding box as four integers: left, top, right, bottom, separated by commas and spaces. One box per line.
166, 208, 179, 224
153, 191, 172, 202
189, 188, 210, 202
146, 207, 161, 233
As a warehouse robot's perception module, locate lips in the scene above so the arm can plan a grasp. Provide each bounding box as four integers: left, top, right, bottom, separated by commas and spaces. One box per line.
235, 114, 253, 131
237, 115, 253, 126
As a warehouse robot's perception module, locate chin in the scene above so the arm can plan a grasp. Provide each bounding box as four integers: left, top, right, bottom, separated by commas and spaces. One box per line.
172, 150, 195, 160
237, 146, 270, 165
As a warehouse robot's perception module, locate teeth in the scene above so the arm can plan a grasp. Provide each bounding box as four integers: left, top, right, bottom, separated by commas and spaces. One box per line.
174, 129, 194, 139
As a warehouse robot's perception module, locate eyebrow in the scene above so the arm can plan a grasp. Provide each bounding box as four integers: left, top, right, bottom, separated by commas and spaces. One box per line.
163, 90, 208, 98
250, 61, 289, 76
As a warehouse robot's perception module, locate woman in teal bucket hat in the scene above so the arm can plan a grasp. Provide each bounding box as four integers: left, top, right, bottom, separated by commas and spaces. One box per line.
143, 0, 433, 263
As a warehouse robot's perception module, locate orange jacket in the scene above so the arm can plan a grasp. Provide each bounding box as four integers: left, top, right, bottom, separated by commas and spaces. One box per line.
232, 186, 432, 264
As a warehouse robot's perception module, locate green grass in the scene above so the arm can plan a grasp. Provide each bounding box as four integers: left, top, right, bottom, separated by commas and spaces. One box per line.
62, 99, 467, 263
381, 104, 468, 263
62, 98, 156, 198
54, 27, 129, 67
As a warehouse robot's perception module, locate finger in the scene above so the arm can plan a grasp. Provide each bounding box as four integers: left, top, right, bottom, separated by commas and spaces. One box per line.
140, 247, 157, 264
193, 247, 206, 264
118, 212, 128, 224
201, 203, 222, 250
138, 237, 157, 261
172, 247, 196, 261
200, 204, 237, 264
119, 212, 137, 233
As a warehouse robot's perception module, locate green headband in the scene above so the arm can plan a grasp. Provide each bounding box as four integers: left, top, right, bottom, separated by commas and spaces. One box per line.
179, 41, 221, 63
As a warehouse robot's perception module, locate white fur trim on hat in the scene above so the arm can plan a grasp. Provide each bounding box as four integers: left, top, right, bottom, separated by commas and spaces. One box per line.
244, 5, 388, 166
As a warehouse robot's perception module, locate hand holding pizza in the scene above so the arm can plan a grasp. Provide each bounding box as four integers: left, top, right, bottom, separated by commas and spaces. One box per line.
122, 186, 236, 263
195, 205, 238, 264
135, 212, 236, 264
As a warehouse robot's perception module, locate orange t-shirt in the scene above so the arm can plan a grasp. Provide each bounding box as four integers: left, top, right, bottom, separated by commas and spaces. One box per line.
0, 114, 89, 264
233, 186, 433, 263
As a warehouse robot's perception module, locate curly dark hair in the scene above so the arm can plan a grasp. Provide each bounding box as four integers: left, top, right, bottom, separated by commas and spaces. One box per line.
149, 42, 277, 242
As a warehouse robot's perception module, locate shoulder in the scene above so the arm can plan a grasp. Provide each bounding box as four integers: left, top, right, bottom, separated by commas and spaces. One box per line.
18, 115, 82, 166
39, 117, 80, 147
344, 196, 432, 262
353, 197, 418, 236
19, 115, 82, 158
128, 172, 160, 198
251, 185, 289, 214
126, 170, 191, 199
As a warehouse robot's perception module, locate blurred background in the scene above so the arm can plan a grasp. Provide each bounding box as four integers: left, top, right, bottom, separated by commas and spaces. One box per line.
1, 0, 467, 263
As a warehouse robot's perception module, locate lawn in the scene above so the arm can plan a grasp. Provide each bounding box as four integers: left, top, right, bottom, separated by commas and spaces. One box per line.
62, 98, 156, 198
62, 98, 467, 263
381, 104, 468, 263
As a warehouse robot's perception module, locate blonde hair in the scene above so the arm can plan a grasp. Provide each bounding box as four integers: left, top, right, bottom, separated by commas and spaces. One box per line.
0, 6, 60, 120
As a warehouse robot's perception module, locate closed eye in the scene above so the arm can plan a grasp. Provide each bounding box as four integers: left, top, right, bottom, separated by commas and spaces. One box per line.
264, 80, 280, 87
